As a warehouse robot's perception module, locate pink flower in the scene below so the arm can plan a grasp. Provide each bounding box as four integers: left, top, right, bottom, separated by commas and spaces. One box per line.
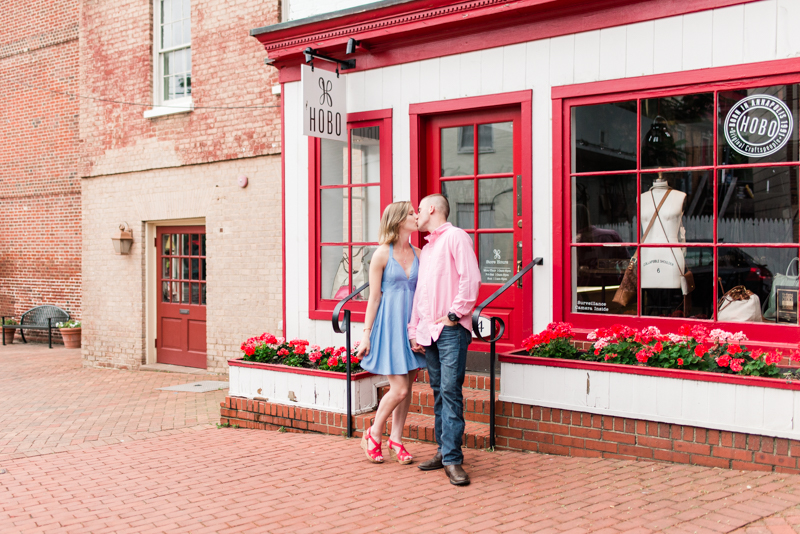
636, 348, 651, 363
309, 352, 322, 363
276, 337, 285, 345
677, 358, 684, 366
294, 345, 306, 355
730, 358, 744, 372
327, 356, 338, 367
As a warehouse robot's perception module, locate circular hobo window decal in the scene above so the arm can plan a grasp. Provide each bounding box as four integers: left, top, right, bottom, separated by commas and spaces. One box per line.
724, 94, 793, 157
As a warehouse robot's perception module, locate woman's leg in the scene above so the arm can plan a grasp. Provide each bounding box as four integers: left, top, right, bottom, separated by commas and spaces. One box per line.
370, 373, 411, 441
389, 369, 417, 444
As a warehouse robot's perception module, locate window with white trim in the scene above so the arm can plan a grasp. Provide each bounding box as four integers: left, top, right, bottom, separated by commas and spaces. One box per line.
154, 0, 192, 106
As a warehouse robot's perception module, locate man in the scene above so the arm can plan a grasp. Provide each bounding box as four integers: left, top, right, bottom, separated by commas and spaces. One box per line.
409, 194, 481, 486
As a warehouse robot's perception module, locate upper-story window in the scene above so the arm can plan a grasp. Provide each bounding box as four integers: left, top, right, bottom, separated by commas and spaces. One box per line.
154, 0, 191, 105
565, 78, 800, 336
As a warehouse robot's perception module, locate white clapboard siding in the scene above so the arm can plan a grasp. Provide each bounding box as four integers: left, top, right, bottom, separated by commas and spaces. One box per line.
501, 362, 800, 439
281, 0, 799, 342
229, 364, 385, 415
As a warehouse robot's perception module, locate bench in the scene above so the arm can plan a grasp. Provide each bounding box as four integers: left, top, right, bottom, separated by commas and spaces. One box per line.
2, 305, 70, 349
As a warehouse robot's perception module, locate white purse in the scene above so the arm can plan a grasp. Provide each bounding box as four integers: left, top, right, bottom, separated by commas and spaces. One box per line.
717, 281, 762, 323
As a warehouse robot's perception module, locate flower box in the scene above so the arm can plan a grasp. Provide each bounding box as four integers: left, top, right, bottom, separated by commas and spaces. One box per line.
499, 352, 800, 440
228, 359, 384, 414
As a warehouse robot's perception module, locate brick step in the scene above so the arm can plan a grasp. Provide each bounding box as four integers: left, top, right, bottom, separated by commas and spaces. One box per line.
352, 411, 491, 450
416, 369, 499, 391
377, 381, 496, 424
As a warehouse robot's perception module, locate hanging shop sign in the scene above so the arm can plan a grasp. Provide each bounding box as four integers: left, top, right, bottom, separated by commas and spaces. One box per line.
302, 64, 346, 142
724, 94, 793, 157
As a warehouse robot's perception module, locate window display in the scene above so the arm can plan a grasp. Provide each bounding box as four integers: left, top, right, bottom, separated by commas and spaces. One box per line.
569, 82, 800, 326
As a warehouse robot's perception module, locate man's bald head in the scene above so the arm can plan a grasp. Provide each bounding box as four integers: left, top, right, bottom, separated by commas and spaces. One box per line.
417, 193, 450, 232
422, 194, 450, 219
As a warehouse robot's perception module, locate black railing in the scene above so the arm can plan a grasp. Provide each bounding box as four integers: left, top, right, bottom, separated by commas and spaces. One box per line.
332, 281, 370, 438
472, 257, 544, 449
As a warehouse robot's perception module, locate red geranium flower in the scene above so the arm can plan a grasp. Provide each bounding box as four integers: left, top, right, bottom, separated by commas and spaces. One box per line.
694, 344, 709, 357
677, 358, 684, 366
727, 344, 742, 355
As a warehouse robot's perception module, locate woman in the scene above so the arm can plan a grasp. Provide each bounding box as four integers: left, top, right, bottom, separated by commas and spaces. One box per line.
357, 201, 426, 464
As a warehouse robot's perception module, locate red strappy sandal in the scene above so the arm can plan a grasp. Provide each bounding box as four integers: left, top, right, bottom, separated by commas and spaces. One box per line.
387, 439, 413, 465
361, 426, 384, 463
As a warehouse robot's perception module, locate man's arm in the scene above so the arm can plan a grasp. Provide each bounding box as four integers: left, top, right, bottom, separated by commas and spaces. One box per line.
449, 231, 481, 318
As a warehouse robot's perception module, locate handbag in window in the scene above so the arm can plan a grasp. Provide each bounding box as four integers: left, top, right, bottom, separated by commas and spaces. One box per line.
763, 258, 799, 322
717, 280, 762, 323
612, 190, 672, 307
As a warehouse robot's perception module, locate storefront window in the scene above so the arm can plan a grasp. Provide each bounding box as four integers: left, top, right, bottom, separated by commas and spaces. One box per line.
569, 82, 800, 327
310, 112, 392, 316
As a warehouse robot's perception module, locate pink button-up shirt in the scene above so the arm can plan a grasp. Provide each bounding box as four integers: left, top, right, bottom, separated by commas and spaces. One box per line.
408, 223, 481, 346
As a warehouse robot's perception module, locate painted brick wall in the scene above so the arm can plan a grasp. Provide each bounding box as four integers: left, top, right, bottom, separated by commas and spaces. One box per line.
0, 1, 81, 329
80, 0, 283, 371
82, 155, 282, 373
79, 0, 282, 179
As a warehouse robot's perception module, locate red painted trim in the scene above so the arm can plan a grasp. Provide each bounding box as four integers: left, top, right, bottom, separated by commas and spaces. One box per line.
551, 97, 564, 323
228, 358, 374, 380
281, 82, 287, 337
498, 353, 800, 392
552, 57, 800, 99
409, 91, 533, 116
307, 110, 394, 322
263, 0, 756, 84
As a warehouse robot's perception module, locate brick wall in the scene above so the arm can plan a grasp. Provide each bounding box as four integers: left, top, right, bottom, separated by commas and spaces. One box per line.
82, 155, 282, 372
221, 396, 800, 474
0, 1, 81, 332
79, 0, 282, 179
80, 0, 283, 370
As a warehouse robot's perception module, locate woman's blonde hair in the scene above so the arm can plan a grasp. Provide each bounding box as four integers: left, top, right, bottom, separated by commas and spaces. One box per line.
378, 201, 413, 245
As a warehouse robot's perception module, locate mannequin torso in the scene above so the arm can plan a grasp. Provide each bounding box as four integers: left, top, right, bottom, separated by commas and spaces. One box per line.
640, 180, 687, 289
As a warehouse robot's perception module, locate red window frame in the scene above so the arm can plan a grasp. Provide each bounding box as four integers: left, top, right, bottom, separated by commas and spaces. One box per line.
553, 58, 800, 349
307, 109, 393, 321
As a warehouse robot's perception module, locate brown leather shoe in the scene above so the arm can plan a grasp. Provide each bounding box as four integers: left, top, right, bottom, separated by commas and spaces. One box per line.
444, 464, 470, 486
417, 451, 443, 471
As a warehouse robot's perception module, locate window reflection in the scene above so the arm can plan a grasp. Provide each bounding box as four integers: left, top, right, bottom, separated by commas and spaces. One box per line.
641, 93, 713, 168
717, 167, 799, 244
572, 101, 637, 173
572, 174, 637, 243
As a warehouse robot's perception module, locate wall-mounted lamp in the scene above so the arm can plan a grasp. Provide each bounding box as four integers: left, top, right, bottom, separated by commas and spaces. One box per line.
111, 223, 134, 255
346, 38, 361, 55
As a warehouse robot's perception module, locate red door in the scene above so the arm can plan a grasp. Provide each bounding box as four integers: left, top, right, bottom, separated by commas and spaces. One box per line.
424, 106, 530, 352
157, 226, 207, 368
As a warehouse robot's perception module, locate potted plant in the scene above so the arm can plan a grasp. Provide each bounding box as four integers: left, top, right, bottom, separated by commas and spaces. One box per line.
2, 318, 18, 344
228, 333, 383, 414
56, 320, 82, 349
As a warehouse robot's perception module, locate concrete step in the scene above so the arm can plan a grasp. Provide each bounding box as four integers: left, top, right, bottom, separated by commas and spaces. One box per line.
378, 381, 496, 424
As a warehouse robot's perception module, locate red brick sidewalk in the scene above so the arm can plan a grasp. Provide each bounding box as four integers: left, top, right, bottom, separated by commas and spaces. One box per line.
2, 345, 800, 533
0, 344, 226, 461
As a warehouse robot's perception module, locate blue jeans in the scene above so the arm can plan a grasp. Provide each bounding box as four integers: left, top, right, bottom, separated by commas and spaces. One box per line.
425, 324, 470, 466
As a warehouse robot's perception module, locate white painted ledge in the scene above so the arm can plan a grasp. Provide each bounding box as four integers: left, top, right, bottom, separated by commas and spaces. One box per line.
501, 361, 800, 440
143, 97, 194, 118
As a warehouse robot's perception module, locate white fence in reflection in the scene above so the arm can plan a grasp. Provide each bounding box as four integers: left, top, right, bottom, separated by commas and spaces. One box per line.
604, 217, 795, 245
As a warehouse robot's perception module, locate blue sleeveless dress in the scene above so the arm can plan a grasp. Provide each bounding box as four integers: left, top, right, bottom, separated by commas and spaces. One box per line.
360, 244, 427, 376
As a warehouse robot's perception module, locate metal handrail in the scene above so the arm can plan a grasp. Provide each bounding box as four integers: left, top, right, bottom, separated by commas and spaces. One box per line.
332, 281, 370, 438
472, 257, 544, 449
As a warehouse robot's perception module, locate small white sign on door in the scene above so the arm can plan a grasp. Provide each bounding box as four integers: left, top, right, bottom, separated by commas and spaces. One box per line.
302, 64, 347, 142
